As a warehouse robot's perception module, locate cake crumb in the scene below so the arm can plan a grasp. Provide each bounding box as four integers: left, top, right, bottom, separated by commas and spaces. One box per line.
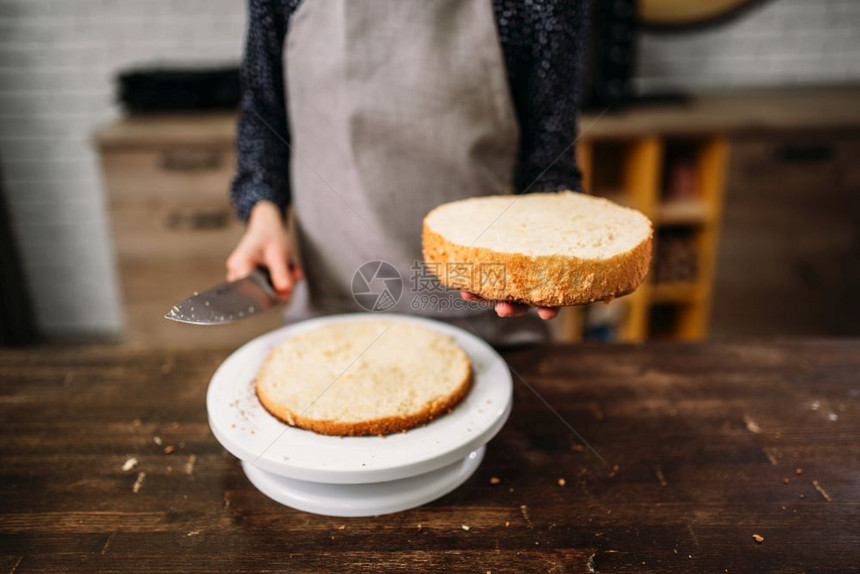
153, 436, 163, 446
812, 480, 831, 501
122, 457, 139, 472
795, 468, 803, 475
489, 477, 501, 485
337, 525, 346, 530
783, 477, 790, 484
743, 415, 762, 434
461, 525, 471, 531
752, 534, 764, 543
163, 445, 175, 455
520, 504, 533, 527
185, 454, 196, 476
505, 521, 510, 527
558, 478, 566, 487
132, 472, 146, 494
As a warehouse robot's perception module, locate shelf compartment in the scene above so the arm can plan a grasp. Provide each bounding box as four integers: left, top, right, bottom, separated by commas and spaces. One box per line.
650, 282, 700, 304
656, 199, 710, 226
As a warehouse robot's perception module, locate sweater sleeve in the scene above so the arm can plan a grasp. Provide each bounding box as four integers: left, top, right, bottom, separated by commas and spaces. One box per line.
494, 0, 590, 195
230, 0, 294, 222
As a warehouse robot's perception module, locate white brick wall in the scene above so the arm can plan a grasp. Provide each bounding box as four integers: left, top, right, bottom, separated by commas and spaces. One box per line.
1, 0, 858, 337
0, 0, 246, 337
636, 0, 860, 92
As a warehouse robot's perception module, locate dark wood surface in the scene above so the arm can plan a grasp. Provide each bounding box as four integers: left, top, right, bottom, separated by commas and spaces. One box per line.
1, 341, 858, 572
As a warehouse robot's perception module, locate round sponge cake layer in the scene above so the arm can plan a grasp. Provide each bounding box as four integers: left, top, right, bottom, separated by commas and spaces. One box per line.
255, 320, 472, 436
422, 192, 653, 307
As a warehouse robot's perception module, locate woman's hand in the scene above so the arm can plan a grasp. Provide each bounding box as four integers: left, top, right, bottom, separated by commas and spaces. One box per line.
460, 291, 559, 320
226, 201, 303, 300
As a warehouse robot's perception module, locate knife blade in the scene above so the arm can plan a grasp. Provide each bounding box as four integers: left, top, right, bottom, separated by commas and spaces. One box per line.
164, 268, 279, 325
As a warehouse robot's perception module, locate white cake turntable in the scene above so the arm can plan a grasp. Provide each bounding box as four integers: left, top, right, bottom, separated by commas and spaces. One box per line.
207, 314, 513, 517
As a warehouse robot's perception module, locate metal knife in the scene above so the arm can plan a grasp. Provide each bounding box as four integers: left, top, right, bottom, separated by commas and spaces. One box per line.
164, 267, 279, 325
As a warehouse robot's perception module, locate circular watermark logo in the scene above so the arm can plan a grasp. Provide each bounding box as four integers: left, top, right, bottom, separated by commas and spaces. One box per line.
352, 260, 403, 312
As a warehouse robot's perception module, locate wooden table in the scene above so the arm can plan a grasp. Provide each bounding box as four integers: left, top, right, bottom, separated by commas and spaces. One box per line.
1, 341, 858, 572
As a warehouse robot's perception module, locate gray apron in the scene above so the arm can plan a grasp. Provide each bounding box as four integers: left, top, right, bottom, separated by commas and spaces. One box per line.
283, 0, 549, 345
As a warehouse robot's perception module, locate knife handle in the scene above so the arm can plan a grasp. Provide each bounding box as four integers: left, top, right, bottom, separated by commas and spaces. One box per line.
254, 265, 273, 284
250, 266, 278, 299
252, 262, 299, 298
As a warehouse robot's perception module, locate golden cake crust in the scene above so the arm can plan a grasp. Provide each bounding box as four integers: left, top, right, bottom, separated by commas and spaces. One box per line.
256, 369, 472, 437
421, 200, 653, 307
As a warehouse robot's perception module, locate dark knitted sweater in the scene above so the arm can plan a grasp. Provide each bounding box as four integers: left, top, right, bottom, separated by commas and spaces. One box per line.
231, 0, 589, 221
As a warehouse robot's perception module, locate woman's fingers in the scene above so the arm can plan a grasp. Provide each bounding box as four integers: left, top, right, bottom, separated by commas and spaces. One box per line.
461, 291, 559, 320
494, 301, 530, 317
290, 263, 305, 282
537, 307, 560, 321
227, 243, 300, 302
225, 246, 257, 283
226, 202, 300, 300
264, 247, 294, 299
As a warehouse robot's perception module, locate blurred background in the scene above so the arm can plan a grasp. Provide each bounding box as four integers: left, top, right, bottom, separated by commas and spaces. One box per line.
1, 0, 858, 347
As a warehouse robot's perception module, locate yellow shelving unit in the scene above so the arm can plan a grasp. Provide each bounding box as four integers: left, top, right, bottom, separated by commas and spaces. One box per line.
556, 134, 730, 342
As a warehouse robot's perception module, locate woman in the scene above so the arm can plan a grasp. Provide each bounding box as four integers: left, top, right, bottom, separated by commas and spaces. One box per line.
227, 0, 589, 345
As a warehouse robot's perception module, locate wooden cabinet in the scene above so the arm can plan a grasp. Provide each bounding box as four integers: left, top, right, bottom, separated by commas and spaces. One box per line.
95, 114, 285, 348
